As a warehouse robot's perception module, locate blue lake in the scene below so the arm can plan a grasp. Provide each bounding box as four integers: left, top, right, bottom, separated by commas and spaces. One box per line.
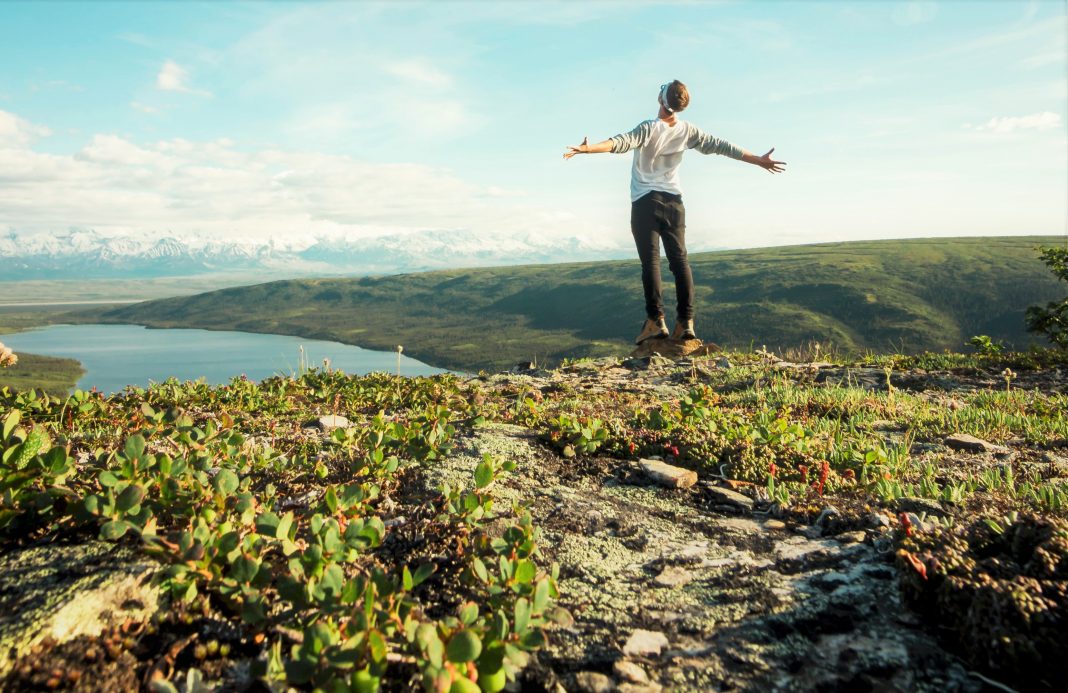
0, 324, 449, 394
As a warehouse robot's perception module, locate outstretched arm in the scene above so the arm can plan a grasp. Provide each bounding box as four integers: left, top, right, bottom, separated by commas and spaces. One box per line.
739, 148, 786, 174
563, 136, 615, 159
688, 125, 787, 174
565, 121, 653, 159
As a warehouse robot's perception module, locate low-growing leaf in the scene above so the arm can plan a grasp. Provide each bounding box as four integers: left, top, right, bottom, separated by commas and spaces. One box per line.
446, 629, 482, 663
514, 597, 531, 634
450, 677, 481, 693
474, 458, 494, 489
472, 557, 489, 583
412, 559, 437, 585
352, 668, 380, 693
514, 560, 536, 585
459, 601, 479, 626
276, 512, 294, 540
2, 409, 19, 440
231, 555, 260, 583
124, 435, 146, 460
115, 484, 146, 513
416, 624, 444, 667
533, 578, 550, 613
100, 519, 130, 540
254, 511, 280, 535
367, 629, 387, 663
213, 468, 239, 495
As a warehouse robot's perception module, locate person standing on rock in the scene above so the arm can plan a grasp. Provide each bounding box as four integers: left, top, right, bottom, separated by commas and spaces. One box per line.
564, 80, 786, 344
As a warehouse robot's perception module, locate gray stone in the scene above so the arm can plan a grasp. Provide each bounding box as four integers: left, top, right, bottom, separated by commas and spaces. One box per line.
653, 566, 695, 588
716, 357, 732, 369
639, 458, 698, 489
703, 485, 754, 510
622, 355, 673, 371
1038, 452, 1068, 474
317, 414, 351, 430
893, 496, 948, 518
623, 629, 670, 657
574, 671, 614, 693
868, 512, 892, 528
613, 659, 649, 684
944, 433, 1007, 454
0, 542, 161, 675
836, 530, 867, 544
815, 505, 841, 528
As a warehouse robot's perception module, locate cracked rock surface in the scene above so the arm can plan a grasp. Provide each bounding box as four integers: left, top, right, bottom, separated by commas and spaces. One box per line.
449, 423, 981, 692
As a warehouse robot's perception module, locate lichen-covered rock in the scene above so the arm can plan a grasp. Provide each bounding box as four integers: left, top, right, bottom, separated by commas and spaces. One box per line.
0, 541, 160, 675
896, 514, 1068, 687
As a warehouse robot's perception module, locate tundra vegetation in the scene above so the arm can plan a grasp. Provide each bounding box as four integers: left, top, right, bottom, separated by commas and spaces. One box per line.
0, 239, 1066, 689
87, 236, 1064, 373
1, 337, 1066, 690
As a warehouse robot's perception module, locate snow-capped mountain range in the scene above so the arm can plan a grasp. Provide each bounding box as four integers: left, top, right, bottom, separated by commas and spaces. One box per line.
0, 229, 632, 280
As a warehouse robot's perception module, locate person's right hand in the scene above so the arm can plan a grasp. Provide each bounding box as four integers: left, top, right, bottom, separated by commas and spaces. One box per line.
563, 136, 589, 159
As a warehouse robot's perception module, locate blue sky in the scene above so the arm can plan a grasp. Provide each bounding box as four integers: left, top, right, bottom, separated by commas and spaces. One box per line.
0, 0, 1065, 254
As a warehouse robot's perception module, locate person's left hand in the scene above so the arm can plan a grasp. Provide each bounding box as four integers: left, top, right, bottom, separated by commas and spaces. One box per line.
756, 148, 787, 173
563, 136, 589, 160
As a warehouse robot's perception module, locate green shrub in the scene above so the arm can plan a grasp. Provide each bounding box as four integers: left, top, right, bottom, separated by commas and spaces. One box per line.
1025, 246, 1068, 349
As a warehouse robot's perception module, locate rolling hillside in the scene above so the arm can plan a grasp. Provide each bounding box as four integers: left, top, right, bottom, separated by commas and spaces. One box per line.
93, 236, 1065, 372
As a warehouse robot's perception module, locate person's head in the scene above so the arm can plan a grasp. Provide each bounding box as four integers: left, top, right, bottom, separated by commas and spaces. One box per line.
658, 80, 689, 117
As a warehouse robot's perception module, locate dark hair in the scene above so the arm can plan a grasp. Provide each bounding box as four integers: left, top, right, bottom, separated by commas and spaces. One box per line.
666, 80, 689, 112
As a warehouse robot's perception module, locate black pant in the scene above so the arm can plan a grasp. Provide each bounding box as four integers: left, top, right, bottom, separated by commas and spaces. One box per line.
630, 190, 693, 322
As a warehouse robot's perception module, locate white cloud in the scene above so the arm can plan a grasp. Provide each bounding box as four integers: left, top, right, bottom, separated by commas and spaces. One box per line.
0, 111, 51, 147
156, 59, 211, 96
130, 101, 159, 114
970, 112, 1062, 134
0, 109, 595, 247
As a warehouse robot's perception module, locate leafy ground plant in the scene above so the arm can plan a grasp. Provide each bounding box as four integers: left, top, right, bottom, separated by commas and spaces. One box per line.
0, 370, 561, 691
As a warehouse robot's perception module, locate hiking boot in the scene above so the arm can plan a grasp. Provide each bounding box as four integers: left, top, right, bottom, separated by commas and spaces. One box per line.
671, 319, 697, 340
635, 317, 669, 344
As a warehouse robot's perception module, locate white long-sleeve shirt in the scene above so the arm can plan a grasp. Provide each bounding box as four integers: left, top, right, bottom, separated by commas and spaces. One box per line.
611, 118, 744, 201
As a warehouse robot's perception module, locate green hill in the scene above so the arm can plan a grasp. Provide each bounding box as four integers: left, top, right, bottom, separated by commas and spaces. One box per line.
92, 236, 1065, 372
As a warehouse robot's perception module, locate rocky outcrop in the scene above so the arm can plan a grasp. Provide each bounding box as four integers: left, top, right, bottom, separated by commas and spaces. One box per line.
439, 423, 980, 692
0, 542, 160, 676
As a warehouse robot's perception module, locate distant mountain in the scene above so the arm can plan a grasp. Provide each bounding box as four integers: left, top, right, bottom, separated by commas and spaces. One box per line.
0, 229, 631, 280
89, 236, 1065, 372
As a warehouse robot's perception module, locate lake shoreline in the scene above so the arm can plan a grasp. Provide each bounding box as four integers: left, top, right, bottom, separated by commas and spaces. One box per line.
0, 323, 448, 395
